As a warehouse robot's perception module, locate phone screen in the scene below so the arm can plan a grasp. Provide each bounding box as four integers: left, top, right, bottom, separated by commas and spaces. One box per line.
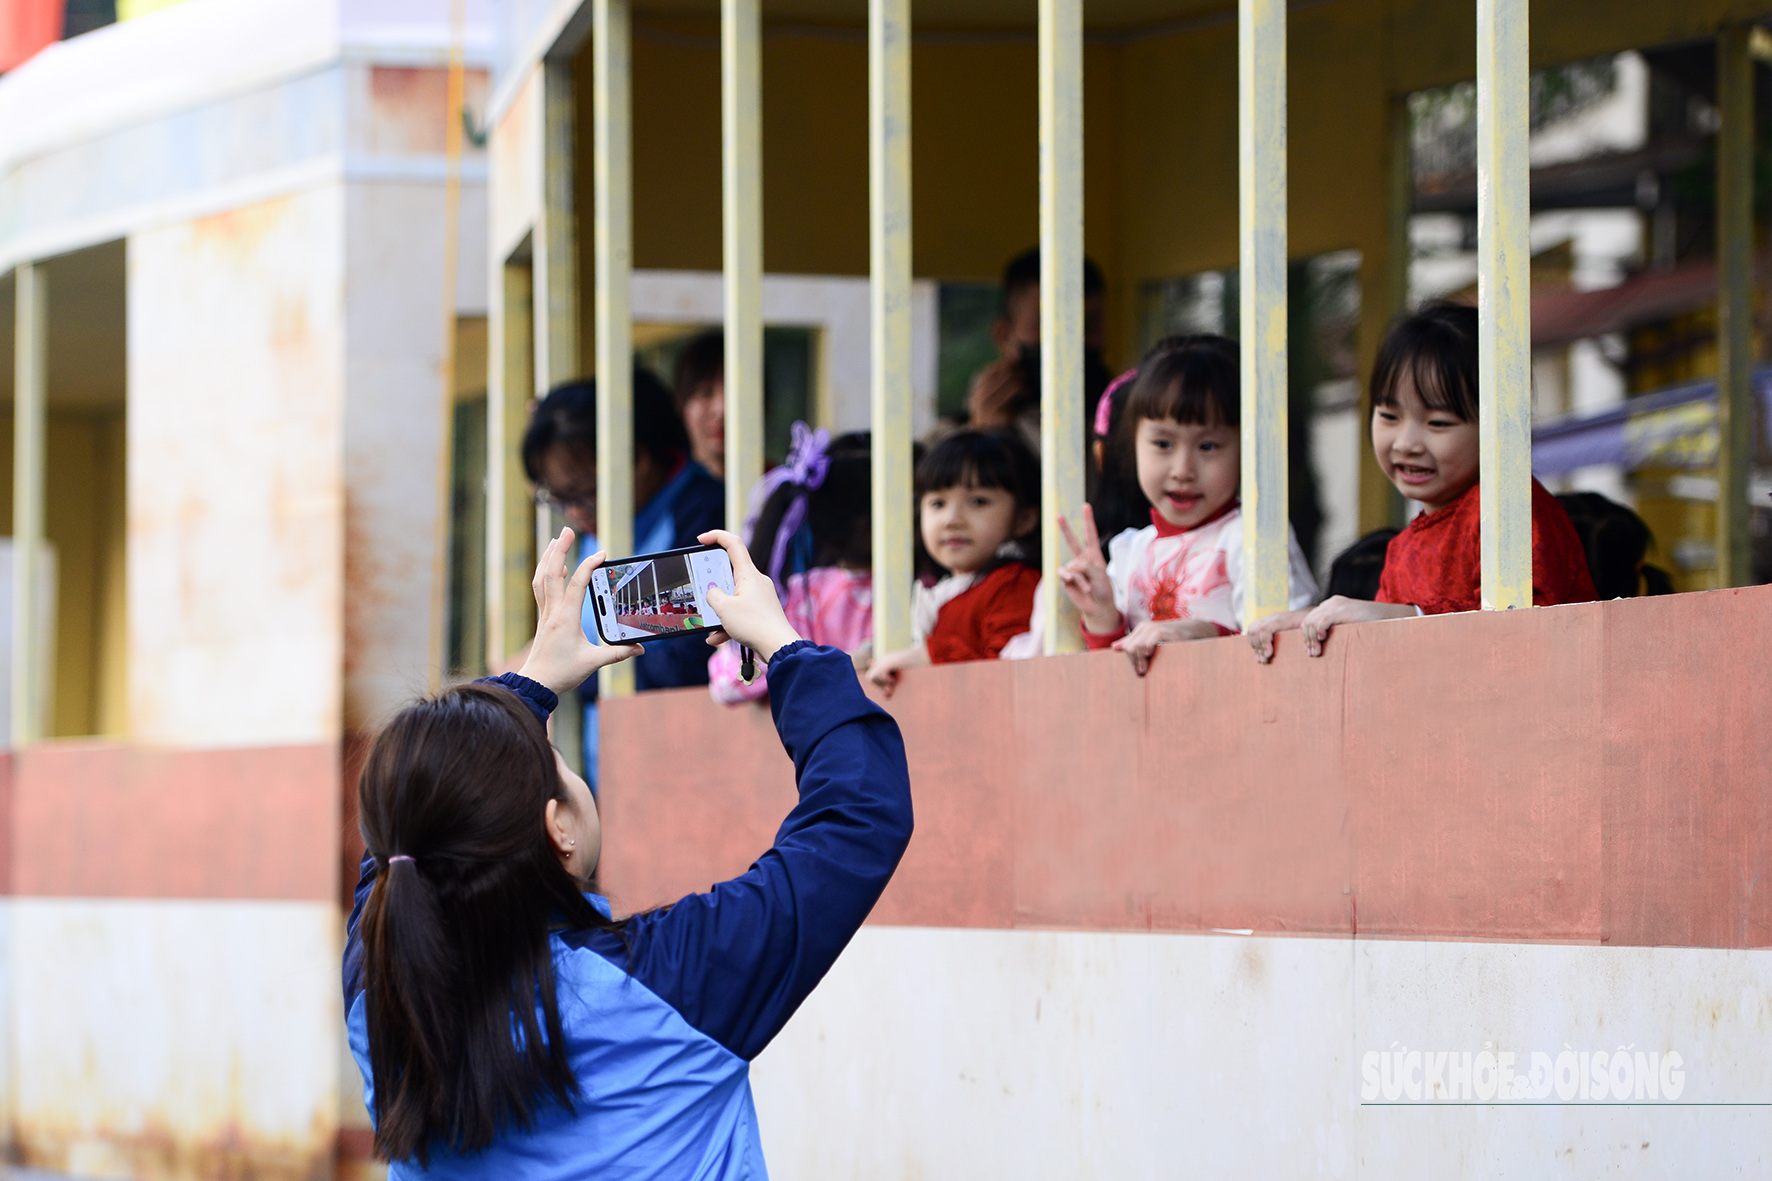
588, 544, 736, 644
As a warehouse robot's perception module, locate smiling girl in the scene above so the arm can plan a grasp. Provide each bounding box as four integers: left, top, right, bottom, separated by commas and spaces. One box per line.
1248, 303, 1595, 662
866, 430, 1042, 695
1058, 335, 1317, 675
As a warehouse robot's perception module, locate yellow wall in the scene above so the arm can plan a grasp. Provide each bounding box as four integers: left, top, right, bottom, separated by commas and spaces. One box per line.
0, 409, 128, 739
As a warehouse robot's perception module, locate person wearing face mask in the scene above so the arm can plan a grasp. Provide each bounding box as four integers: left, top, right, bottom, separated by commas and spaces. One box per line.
966, 248, 1115, 470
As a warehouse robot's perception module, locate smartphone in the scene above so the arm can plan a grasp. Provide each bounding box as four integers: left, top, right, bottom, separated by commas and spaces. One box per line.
588, 543, 736, 646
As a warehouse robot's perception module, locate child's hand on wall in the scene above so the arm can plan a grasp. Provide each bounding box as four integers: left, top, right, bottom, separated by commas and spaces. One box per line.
1246, 608, 1309, 664
1111, 618, 1221, 676
865, 644, 931, 698
1057, 506, 1122, 637
1290, 596, 1419, 658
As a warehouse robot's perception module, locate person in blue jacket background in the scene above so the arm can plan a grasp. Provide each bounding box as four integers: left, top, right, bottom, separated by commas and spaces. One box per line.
345, 526, 911, 1178
522, 367, 726, 780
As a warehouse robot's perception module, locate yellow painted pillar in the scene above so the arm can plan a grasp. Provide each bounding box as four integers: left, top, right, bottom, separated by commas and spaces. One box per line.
595, 0, 637, 698
869, 0, 914, 654
1715, 23, 1754, 589
12, 262, 47, 747
429, 0, 470, 689
1359, 93, 1411, 536
1238, 0, 1289, 621
1475, 0, 1532, 609
723, 0, 764, 531
537, 61, 581, 396
486, 255, 536, 670
1038, 0, 1085, 654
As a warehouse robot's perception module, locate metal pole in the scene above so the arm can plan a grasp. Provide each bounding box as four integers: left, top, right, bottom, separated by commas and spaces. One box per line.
486, 257, 535, 671
1715, 23, 1754, 589
1038, 0, 1085, 654
1238, 0, 1289, 621
595, 0, 637, 697
13, 262, 47, 746
869, 0, 913, 654
1475, 0, 1532, 609
723, 0, 764, 531
429, 0, 469, 691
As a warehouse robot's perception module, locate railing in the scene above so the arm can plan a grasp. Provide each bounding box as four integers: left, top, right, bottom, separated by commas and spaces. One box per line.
470, 2, 1765, 703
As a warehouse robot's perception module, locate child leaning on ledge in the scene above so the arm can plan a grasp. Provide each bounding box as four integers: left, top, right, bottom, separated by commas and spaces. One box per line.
866, 429, 1042, 696
1057, 335, 1317, 676
1247, 302, 1596, 663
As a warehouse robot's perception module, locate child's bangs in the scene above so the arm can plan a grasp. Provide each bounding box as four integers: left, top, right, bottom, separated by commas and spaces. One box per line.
915, 430, 1037, 505
1370, 302, 1480, 421
1122, 339, 1240, 430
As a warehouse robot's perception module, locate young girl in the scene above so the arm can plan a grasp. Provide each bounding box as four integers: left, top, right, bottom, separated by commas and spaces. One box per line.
710, 427, 873, 703
1247, 302, 1596, 662
866, 429, 1042, 695
1058, 334, 1318, 675
346, 528, 911, 1177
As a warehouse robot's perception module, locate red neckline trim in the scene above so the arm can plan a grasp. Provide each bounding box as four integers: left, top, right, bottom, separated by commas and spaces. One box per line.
1150, 498, 1239, 539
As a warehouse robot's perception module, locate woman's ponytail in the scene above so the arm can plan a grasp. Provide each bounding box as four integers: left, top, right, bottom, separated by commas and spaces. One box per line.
355, 685, 618, 1164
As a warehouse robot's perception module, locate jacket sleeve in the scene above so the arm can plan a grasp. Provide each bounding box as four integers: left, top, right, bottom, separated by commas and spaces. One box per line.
619, 641, 914, 1060
342, 673, 559, 1005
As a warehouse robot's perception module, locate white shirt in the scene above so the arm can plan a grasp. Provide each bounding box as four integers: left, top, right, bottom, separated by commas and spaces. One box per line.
1104, 505, 1317, 635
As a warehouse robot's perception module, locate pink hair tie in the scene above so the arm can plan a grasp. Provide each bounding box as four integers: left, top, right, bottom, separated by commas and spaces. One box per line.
1095, 367, 1138, 438
387, 855, 416, 865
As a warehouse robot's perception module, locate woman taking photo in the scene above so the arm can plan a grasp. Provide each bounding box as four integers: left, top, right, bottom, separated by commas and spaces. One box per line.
344, 529, 913, 1177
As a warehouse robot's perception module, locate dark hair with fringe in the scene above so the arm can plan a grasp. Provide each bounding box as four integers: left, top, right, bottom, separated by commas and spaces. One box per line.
1120, 334, 1240, 430
1370, 301, 1480, 423
521, 367, 687, 484
747, 432, 873, 575
914, 429, 1040, 578
673, 329, 724, 407
1000, 247, 1106, 315
355, 684, 626, 1165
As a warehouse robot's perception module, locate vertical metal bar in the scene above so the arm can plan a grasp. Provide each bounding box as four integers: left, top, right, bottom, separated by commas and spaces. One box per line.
869, 0, 913, 654
1238, 0, 1289, 621
486, 257, 536, 671
430, 0, 469, 691
595, 0, 637, 698
1038, 0, 1085, 654
1359, 92, 1411, 536
13, 262, 47, 747
723, 0, 764, 531
1475, 0, 1532, 610
1716, 23, 1754, 589
536, 61, 581, 396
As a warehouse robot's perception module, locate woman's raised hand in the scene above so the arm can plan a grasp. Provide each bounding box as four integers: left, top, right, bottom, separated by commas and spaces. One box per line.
1056, 505, 1122, 636
698, 529, 803, 663
518, 528, 641, 693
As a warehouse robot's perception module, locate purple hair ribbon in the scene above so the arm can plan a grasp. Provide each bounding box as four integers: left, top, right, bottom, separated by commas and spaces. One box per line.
1094, 367, 1139, 438
740, 421, 831, 590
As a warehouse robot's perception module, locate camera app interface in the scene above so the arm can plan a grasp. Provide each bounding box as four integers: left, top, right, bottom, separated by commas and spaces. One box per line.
598, 549, 734, 642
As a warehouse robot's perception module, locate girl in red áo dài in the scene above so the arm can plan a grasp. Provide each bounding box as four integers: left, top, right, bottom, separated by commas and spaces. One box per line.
1248, 302, 1595, 663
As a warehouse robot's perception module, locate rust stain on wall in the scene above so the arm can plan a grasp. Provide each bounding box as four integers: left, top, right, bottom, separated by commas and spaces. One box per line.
17, 1115, 334, 1181
365, 66, 489, 157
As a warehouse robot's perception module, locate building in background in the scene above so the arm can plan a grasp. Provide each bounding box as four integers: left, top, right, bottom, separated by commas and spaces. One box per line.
0, 0, 489, 1175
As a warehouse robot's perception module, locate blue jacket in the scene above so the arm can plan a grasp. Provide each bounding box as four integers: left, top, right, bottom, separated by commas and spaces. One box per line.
344, 643, 912, 1179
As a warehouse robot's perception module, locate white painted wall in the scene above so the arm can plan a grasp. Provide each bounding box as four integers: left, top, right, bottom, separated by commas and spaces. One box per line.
128, 188, 347, 748
7, 898, 341, 1176
752, 927, 1772, 1178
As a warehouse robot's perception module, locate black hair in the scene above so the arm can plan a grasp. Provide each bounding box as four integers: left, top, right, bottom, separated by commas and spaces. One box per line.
1325, 528, 1400, 601
521, 367, 688, 485
1120, 334, 1240, 430
1371, 301, 1480, 422
1000, 247, 1106, 316
1555, 491, 1669, 600
747, 431, 873, 577
914, 429, 1040, 577
354, 684, 627, 1165
673, 329, 724, 407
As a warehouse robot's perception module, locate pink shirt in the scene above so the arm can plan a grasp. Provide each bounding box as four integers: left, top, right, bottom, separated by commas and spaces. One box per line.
709, 567, 874, 704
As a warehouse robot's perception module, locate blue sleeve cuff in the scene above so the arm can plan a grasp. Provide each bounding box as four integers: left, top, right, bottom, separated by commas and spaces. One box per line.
478, 673, 559, 723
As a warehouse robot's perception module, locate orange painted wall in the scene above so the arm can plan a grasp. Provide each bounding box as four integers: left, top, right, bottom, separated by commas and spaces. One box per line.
600, 587, 1772, 950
